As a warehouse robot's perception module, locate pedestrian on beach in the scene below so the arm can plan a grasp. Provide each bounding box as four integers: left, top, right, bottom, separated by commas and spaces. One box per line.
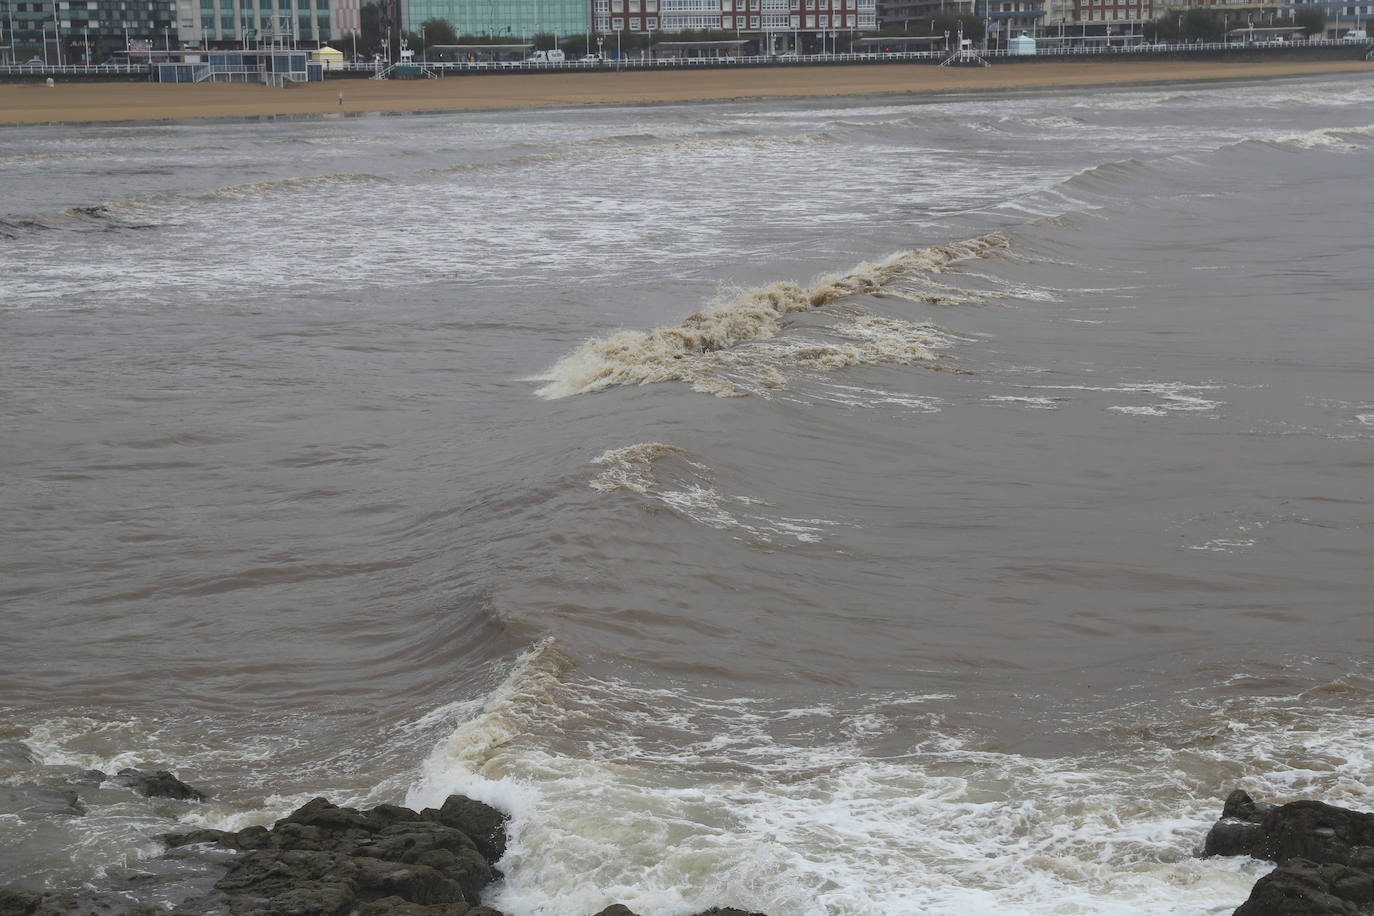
338, 91, 343, 106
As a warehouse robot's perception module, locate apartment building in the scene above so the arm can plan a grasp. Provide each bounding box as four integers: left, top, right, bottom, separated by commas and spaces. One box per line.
2, 0, 174, 61
595, 0, 876, 49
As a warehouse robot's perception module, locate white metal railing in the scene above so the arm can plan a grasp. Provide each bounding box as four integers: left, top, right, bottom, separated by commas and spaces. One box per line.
0, 62, 149, 75
342, 37, 1363, 76
4, 37, 1354, 80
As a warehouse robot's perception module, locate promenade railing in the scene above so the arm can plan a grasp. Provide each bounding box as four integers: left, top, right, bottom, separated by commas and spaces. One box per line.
1, 37, 1364, 80
340, 37, 1362, 75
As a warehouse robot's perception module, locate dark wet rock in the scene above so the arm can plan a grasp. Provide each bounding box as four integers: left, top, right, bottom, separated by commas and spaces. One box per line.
0, 741, 37, 769
0, 889, 42, 916
11, 785, 771, 916
66, 769, 108, 787
109, 768, 207, 801
160, 827, 232, 848
0, 887, 160, 916
0, 785, 85, 818
1205, 789, 1276, 858
1233, 858, 1370, 916
1208, 790, 1374, 915
425, 794, 509, 864
172, 794, 506, 915
1206, 789, 1374, 867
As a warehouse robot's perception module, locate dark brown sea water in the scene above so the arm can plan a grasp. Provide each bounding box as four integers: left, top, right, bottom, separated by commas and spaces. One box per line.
3, 74, 1374, 913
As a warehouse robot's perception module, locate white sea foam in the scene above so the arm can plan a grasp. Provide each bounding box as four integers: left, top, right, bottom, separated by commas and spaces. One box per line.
1264, 126, 1371, 152
985, 395, 1065, 410
533, 234, 1008, 399
590, 443, 840, 544
1023, 381, 1226, 417
404, 648, 1374, 916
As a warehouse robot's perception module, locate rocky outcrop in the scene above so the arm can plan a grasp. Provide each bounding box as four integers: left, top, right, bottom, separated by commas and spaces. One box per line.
163, 795, 507, 915
0, 746, 769, 916
109, 767, 208, 801
1205, 789, 1374, 915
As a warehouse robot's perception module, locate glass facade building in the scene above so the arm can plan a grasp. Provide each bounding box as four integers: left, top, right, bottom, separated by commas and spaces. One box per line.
190, 0, 334, 46
400, 0, 590, 40
2, 0, 175, 61
0, 0, 336, 61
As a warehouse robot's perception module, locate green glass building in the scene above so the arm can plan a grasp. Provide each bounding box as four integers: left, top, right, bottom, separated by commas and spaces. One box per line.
400, 0, 589, 40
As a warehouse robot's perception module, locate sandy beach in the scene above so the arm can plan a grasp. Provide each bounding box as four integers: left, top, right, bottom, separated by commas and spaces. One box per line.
2, 58, 1371, 124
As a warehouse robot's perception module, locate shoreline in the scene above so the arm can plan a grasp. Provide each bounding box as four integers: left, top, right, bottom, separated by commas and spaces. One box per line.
2, 58, 1372, 125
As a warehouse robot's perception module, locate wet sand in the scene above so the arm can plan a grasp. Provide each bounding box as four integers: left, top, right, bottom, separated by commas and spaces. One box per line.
1, 58, 1371, 124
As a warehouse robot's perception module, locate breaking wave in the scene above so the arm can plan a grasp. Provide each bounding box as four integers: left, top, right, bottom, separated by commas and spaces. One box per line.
533, 233, 1008, 399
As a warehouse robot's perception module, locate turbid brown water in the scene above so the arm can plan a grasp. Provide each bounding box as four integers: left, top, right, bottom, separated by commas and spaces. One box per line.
3, 69, 1373, 914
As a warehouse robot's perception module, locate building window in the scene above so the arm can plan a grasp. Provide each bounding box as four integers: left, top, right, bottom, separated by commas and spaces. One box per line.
845, 13, 853, 24
611, 15, 623, 27
805, 13, 814, 24
722, 13, 732, 24
819, 13, 827, 25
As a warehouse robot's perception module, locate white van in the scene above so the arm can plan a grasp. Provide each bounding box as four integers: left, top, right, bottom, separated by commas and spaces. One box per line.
528, 49, 566, 63
1342, 28, 1367, 40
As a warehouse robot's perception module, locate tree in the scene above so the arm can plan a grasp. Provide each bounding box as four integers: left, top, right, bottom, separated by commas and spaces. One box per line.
359, 2, 381, 57
420, 17, 457, 47
1294, 6, 1325, 35
1183, 7, 1223, 41
559, 34, 590, 56
1143, 13, 1181, 42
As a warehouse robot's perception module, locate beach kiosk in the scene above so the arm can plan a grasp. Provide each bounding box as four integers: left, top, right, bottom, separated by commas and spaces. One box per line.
313, 46, 344, 70
1009, 32, 1036, 55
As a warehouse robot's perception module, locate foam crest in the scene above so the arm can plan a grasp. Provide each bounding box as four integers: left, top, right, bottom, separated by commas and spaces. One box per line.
402, 674, 1374, 916
590, 443, 839, 544
590, 443, 693, 494
1265, 124, 1374, 152
535, 234, 1007, 399
406, 638, 572, 811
